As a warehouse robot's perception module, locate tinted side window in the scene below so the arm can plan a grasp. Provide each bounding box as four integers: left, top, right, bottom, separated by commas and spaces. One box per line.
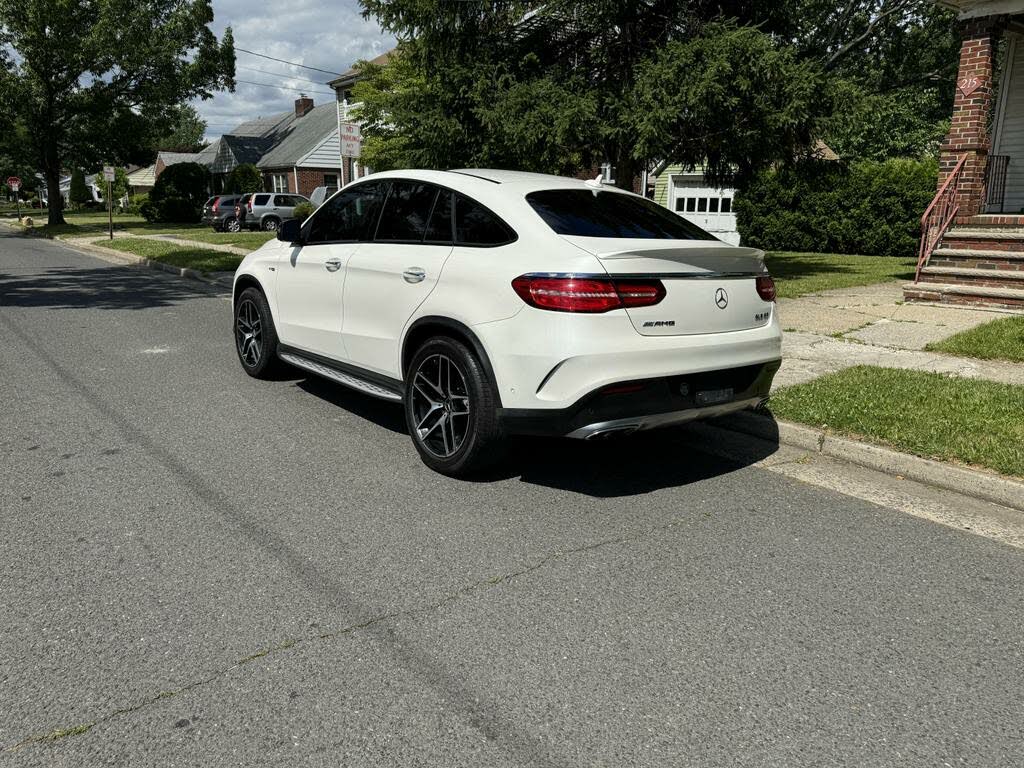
454, 193, 515, 246
253, 194, 270, 206
375, 182, 438, 242
305, 182, 386, 244
526, 189, 718, 240
424, 191, 453, 243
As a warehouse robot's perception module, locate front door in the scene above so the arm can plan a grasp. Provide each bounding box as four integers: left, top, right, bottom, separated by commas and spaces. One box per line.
273, 181, 388, 360
342, 181, 454, 377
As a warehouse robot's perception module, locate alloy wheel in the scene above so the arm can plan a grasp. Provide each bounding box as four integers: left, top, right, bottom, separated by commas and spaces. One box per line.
410, 353, 471, 458
227, 218, 241, 233
235, 299, 262, 367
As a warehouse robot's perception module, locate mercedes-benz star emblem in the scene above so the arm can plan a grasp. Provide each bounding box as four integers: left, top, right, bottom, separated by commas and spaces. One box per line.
714, 287, 729, 309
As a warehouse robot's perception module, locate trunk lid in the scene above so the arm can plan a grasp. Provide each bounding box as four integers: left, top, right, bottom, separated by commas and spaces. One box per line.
563, 236, 773, 336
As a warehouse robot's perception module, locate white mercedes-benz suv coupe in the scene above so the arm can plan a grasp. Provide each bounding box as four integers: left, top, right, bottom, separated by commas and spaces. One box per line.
232, 169, 782, 476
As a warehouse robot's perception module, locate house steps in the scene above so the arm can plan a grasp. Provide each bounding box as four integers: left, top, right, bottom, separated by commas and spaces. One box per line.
903, 282, 1024, 309
904, 220, 1024, 308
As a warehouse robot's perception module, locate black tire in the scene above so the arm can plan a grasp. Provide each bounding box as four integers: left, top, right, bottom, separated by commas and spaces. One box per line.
234, 287, 284, 379
404, 336, 506, 477
262, 217, 280, 232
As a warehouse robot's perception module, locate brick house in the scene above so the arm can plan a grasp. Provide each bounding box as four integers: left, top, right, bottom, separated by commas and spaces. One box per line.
328, 51, 393, 187
256, 99, 343, 197
907, 0, 1024, 308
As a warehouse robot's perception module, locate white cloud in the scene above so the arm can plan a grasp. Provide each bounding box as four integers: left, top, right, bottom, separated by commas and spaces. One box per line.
194, 0, 395, 139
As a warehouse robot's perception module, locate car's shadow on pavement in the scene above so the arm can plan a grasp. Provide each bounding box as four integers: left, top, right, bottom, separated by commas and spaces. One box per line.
298, 372, 781, 497
0, 265, 220, 310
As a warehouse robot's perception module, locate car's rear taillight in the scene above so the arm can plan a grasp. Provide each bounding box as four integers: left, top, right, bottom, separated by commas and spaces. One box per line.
247, 199, 253, 212
511, 275, 665, 313
756, 274, 777, 302
211, 197, 220, 214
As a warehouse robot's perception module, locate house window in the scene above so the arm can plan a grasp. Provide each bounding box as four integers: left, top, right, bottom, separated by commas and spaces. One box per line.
271, 173, 288, 193
708, 198, 719, 213
324, 173, 338, 189
721, 197, 732, 213
697, 198, 708, 213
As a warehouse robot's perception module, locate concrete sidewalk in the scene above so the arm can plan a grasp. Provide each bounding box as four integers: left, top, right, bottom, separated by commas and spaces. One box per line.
776, 281, 1023, 388
66, 231, 252, 257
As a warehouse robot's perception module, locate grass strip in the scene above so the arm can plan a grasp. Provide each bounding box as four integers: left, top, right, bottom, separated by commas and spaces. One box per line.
765, 251, 915, 299
924, 315, 1024, 363
99, 237, 243, 273
770, 365, 1024, 478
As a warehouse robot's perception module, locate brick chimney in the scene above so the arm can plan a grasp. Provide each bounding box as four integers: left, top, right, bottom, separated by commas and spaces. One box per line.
294, 95, 314, 118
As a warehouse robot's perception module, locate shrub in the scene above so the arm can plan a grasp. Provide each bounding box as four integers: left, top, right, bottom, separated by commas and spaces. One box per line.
735, 157, 938, 257
292, 201, 315, 222
151, 162, 210, 208
126, 193, 149, 215
140, 195, 198, 223
225, 163, 263, 194
69, 168, 91, 208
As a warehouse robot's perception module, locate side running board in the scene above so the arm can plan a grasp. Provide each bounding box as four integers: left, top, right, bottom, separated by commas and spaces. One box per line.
279, 351, 403, 402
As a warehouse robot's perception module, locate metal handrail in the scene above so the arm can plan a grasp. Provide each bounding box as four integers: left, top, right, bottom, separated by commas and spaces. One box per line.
916, 154, 968, 282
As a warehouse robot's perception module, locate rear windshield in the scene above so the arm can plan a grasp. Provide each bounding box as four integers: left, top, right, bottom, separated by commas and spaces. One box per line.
526, 189, 718, 240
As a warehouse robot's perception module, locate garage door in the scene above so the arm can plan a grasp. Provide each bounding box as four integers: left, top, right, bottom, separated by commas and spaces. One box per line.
670, 178, 740, 245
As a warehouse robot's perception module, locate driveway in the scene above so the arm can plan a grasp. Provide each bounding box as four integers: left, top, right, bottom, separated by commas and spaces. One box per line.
2, 233, 1022, 767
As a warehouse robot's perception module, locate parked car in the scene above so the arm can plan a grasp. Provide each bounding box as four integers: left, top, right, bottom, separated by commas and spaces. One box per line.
201, 194, 243, 232
240, 192, 309, 232
309, 185, 338, 208
231, 169, 781, 476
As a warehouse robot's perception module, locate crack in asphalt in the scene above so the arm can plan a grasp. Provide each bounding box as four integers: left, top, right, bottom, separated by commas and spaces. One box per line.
7, 515, 699, 753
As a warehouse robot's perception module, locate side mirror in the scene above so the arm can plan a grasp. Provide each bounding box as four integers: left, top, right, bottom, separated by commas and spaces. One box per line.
278, 218, 303, 244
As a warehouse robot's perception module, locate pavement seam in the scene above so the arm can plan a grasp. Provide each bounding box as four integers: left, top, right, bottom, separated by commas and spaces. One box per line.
6, 516, 696, 754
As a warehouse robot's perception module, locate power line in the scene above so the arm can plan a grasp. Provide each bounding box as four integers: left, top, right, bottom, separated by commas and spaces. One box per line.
236, 64, 330, 87
235, 47, 344, 77
234, 78, 335, 97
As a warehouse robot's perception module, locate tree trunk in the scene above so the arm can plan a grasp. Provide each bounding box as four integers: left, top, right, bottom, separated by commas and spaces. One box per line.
44, 156, 65, 227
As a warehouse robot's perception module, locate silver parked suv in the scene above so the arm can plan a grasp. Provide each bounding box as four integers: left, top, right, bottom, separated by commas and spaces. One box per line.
241, 192, 309, 232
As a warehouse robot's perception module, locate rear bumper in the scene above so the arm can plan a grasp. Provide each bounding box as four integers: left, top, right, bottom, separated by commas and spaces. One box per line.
500, 359, 780, 438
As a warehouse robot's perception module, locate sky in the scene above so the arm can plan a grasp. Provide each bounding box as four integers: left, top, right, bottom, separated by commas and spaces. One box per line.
197, 0, 395, 140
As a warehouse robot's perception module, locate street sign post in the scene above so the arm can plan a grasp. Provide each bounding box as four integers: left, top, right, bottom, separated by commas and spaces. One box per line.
103, 166, 115, 240
7, 176, 21, 220
340, 122, 362, 160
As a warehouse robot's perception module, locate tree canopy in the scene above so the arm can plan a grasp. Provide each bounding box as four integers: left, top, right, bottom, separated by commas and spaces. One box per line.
152, 105, 209, 154
355, 0, 959, 187
0, 0, 234, 224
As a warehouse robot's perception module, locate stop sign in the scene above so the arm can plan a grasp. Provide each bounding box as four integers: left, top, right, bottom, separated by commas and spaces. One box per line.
7, 176, 21, 190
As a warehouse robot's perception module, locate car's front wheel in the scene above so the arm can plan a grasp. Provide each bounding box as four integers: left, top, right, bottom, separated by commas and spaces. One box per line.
234, 287, 283, 379
405, 337, 505, 477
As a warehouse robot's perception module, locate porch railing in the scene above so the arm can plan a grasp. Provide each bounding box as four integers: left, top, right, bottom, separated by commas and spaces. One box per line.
984, 154, 1010, 213
916, 153, 968, 282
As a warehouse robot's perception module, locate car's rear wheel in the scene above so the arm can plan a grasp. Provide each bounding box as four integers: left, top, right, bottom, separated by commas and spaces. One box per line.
262, 217, 280, 232
225, 216, 241, 233
405, 336, 505, 477
234, 287, 283, 379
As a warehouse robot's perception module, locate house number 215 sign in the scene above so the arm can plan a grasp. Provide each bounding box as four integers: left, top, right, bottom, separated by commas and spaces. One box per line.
958, 77, 981, 97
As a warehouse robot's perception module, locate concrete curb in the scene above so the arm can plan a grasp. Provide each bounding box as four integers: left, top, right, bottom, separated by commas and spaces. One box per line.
719, 410, 1024, 513
56, 236, 233, 290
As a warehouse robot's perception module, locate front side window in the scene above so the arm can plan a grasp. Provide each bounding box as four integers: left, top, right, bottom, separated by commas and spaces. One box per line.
454, 193, 516, 246
526, 189, 717, 240
305, 181, 387, 244
375, 182, 439, 242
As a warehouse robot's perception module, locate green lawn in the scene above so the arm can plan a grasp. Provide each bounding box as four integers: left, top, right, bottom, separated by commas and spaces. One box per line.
168, 229, 275, 249
765, 251, 916, 299
924, 315, 1024, 363
100, 237, 243, 273
770, 365, 1024, 478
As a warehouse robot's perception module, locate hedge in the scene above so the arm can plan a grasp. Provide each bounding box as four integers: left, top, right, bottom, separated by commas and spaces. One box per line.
734, 157, 938, 257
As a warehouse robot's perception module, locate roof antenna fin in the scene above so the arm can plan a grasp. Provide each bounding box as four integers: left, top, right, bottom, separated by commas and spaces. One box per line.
584, 173, 604, 188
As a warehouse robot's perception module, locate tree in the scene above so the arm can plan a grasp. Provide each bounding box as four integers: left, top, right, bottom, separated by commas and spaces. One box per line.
0, 0, 234, 226
69, 168, 90, 208
151, 162, 209, 207
356, 1, 829, 188
152, 105, 209, 153
110, 167, 130, 208
225, 163, 263, 193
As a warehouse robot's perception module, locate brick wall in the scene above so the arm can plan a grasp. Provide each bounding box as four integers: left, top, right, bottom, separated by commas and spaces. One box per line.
939, 16, 1005, 218
261, 167, 342, 198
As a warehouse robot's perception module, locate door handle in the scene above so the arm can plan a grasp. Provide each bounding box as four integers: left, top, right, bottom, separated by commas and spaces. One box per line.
403, 267, 426, 283
325, 258, 342, 272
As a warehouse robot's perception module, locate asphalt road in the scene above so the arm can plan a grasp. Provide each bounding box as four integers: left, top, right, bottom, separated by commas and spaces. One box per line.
2, 232, 1022, 767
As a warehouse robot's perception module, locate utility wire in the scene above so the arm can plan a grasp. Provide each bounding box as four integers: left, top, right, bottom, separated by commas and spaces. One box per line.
235, 47, 344, 77
234, 78, 335, 97
236, 64, 331, 87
